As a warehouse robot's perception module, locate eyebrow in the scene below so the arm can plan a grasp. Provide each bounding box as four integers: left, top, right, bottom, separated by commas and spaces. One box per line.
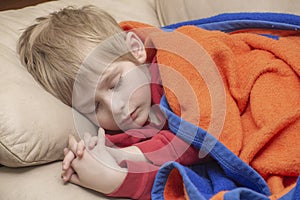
75, 69, 113, 114
97, 68, 115, 89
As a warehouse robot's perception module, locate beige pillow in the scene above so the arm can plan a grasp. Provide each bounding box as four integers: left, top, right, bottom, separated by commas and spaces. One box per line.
156, 0, 300, 26
0, 0, 159, 167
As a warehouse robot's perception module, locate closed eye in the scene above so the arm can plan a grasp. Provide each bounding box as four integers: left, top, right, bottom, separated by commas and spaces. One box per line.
95, 101, 102, 112
111, 75, 123, 91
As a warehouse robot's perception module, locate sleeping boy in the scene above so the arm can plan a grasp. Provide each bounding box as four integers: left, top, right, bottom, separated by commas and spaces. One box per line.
18, 4, 300, 200
17, 5, 201, 199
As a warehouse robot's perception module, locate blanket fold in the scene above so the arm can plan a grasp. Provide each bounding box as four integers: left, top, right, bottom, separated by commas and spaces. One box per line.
120, 12, 300, 200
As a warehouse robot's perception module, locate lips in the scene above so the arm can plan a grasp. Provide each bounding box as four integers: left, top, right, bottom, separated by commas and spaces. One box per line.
121, 108, 138, 125
130, 108, 138, 120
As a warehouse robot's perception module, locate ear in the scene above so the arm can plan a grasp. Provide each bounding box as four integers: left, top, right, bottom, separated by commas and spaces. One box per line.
125, 32, 147, 64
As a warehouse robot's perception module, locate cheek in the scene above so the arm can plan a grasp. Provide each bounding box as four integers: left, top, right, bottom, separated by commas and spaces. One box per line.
129, 84, 151, 102
122, 68, 151, 100
97, 115, 119, 130
95, 112, 111, 127
141, 85, 152, 100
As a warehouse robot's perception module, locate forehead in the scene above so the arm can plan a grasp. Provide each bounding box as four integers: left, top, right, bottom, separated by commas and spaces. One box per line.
72, 37, 125, 113
72, 59, 114, 114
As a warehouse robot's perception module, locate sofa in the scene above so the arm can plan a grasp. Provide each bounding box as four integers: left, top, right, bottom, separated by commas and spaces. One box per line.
0, 0, 299, 199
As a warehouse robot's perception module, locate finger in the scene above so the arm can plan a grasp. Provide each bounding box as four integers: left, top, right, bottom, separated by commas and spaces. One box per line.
68, 134, 78, 153
83, 132, 91, 144
83, 132, 95, 150
98, 128, 106, 142
63, 148, 69, 156
61, 167, 75, 182
98, 127, 105, 136
77, 140, 85, 157
88, 136, 98, 150
83, 132, 92, 150
69, 173, 81, 186
94, 129, 105, 151
62, 151, 75, 170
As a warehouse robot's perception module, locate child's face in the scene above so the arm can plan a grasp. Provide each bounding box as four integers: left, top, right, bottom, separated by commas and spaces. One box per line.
73, 31, 150, 131
77, 60, 152, 131
96, 61, 151, 131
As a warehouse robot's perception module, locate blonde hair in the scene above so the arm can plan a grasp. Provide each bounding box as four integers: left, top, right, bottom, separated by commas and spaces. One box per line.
17, 5, 136, 106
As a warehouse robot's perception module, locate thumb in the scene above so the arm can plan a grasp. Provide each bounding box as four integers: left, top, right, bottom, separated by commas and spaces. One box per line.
97, 128, 106, 146
69, 173, 81, 186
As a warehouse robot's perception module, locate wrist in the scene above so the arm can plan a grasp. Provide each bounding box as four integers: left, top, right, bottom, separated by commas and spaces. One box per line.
101, 166, 128, 194
107, 146, 149, 163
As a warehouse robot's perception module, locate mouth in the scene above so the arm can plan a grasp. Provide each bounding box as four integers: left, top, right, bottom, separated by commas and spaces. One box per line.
130, 108, 138, 120
120, 108, 138, 125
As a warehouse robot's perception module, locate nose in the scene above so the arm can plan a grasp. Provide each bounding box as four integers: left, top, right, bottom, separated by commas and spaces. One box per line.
104, 93, 126, 116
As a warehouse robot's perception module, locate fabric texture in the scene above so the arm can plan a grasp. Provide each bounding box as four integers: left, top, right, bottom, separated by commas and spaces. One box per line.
155, 0, 300, 26
120, 12, 300, 200
106, 58, 200, 199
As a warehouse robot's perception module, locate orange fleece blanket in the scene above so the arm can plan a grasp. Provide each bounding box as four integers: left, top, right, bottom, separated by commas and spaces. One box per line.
121, 21, 300, 198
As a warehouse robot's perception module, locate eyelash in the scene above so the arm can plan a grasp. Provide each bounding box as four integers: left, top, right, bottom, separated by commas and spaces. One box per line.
112, 76, 123, 91
95, 76, 123, 112
95, 102, 101, 112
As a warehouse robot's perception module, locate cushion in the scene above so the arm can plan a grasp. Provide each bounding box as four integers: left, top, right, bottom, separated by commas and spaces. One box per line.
0, 161, 112, 200
0, 0, 159, 167
156, 0, 300, 26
